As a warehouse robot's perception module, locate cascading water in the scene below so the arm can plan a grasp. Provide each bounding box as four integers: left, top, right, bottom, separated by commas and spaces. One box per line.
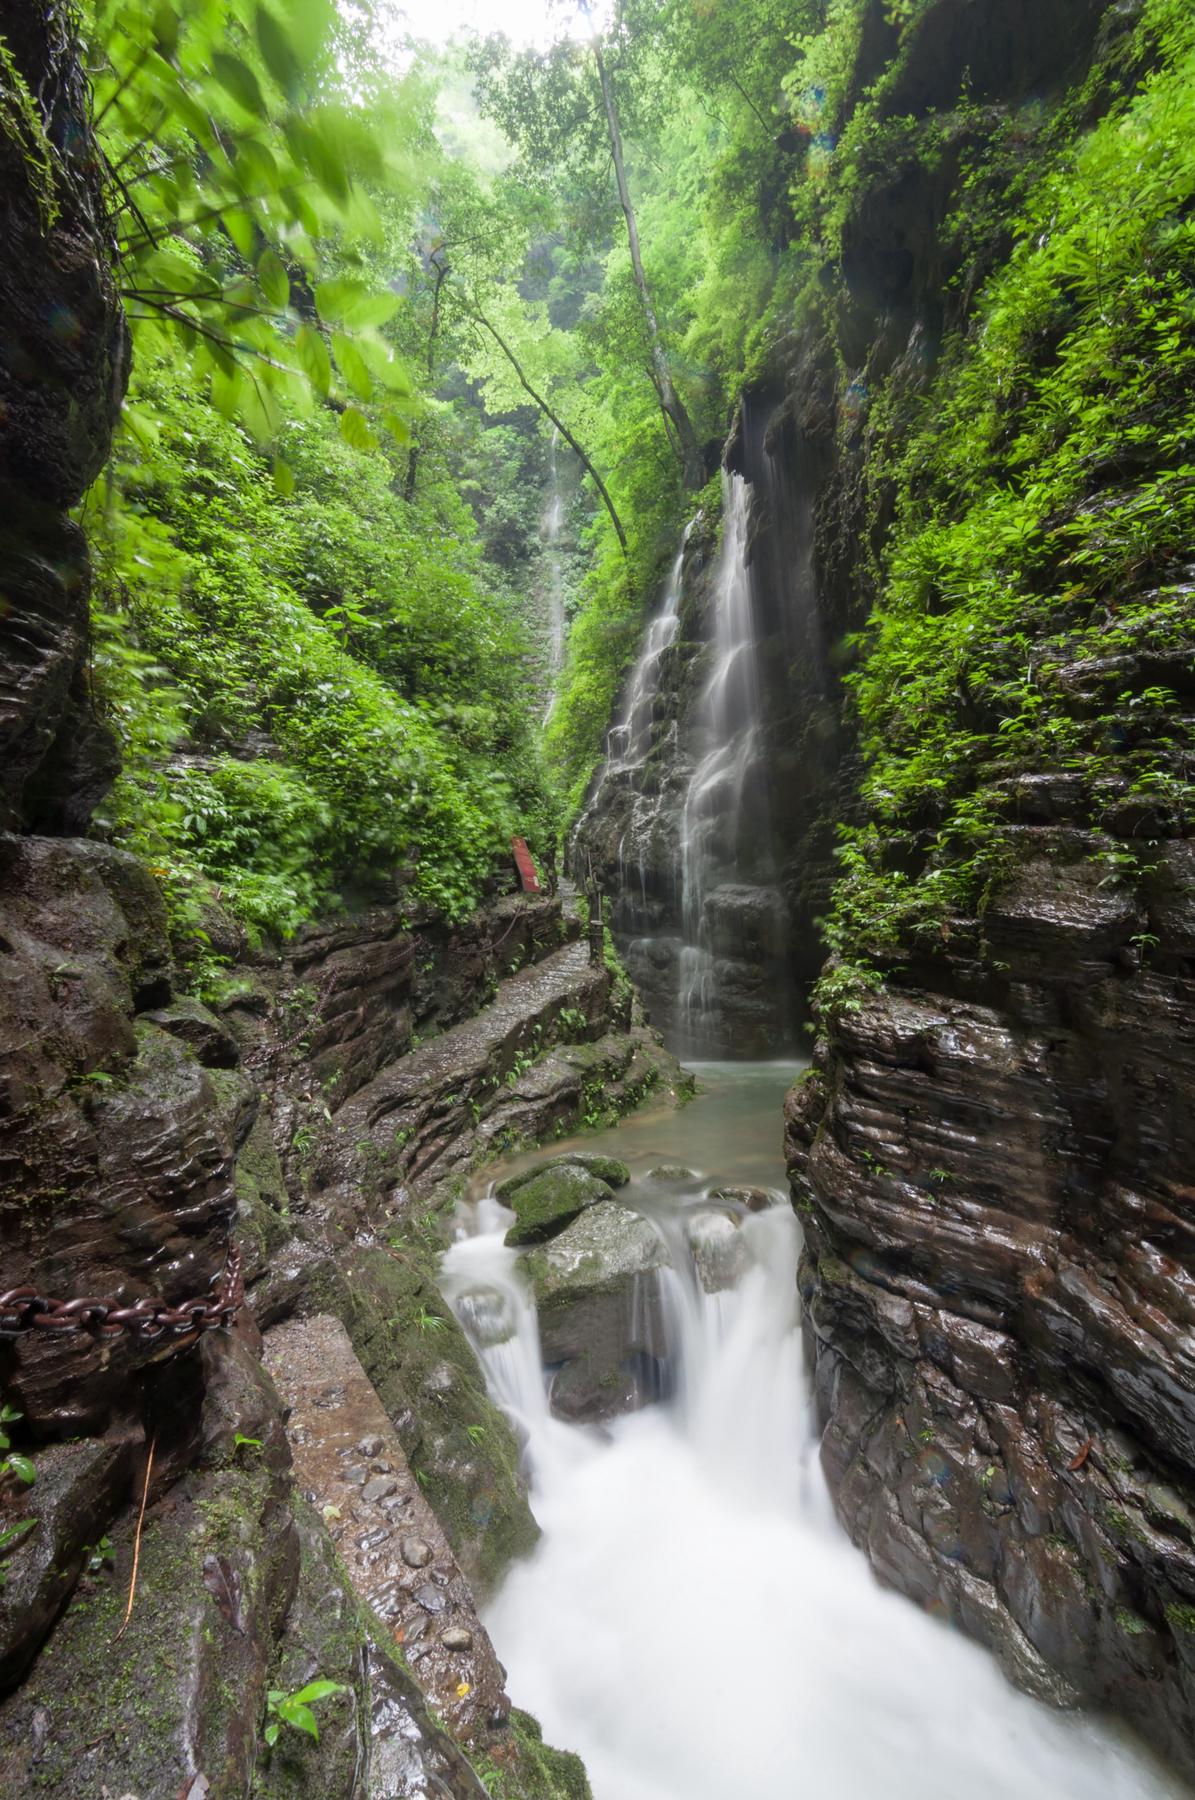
677, 471, 764, 1047
441, 1070, 1181, 1800
572, 533, 687, 916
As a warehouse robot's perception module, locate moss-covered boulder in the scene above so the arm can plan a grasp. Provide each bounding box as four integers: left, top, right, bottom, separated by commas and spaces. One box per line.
502, 1165, 617, 1247
524, 1202, 669, 1422
497, 1151, 629, 1201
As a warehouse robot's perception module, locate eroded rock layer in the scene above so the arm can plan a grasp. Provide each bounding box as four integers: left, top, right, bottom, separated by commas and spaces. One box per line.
770, 0, 1195, 1778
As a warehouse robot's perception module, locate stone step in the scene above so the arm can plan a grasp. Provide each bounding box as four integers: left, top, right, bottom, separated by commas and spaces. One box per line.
335, 939, 608, 1192
263, 1314, 509, 1751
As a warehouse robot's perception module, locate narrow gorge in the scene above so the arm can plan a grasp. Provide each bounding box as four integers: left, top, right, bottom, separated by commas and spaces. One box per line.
1, 1, 1193, 1797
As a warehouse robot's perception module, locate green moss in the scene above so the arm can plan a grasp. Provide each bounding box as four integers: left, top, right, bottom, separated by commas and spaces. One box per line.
1114, 1606, 1153, 1637
325, 1238, 539, 1594
810, 0, 1195, 987
1164, 1602, 1195, 1635
0, 33, 58, 233
503, 1165, 616, 1246
476, 1708, 593, 1800
1103, 1504, 1148, 1546
234, 1109, 293, 1268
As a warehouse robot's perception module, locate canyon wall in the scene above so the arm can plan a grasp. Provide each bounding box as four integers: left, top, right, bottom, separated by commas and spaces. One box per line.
0, 15, 678, 1792
773, 0, 1195, 1776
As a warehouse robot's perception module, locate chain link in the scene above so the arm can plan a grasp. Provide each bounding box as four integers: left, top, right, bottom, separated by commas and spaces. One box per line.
0, 1244, 244, 1344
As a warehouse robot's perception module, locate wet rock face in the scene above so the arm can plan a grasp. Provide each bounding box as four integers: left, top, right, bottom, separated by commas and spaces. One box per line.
572, 472, 827, 1057
0, 835, 247, 1435
527, 1201, 670, 1421
0, 1, 128, 832
789, 827, 1195, 1773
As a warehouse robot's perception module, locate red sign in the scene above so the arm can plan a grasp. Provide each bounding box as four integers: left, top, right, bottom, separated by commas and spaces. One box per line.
511, 836, 541, 893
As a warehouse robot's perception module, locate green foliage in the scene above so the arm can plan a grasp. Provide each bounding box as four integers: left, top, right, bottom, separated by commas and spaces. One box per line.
820, 0, 1195, 969
0, 31, 59, 231
263, 1677, 347, 1747
85, 0, 416, 459
0, 1404, 35, 1491
88, 365, 555, 950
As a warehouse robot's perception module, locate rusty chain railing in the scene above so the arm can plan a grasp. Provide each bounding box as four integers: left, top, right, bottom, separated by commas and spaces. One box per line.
0, 1244, 244, 1343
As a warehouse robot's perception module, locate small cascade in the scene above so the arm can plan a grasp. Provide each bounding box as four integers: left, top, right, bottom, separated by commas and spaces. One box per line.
440, 1125, 1180, 1800
540, 427, 567, 717
572, 529, 688, 887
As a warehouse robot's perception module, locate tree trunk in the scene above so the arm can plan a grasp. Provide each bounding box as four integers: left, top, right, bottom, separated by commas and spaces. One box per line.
593, 41, 705, 490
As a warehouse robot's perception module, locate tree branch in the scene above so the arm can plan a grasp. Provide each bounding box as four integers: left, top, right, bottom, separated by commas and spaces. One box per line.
466, 300, 627, 554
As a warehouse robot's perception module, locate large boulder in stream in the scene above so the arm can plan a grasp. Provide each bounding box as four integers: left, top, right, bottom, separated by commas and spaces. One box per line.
500, 1155, 629, 1246
525, 1202, 670, 1422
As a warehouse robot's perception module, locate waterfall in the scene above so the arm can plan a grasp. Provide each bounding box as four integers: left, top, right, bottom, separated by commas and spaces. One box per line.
677, 471, 777, 1054
541, 426, 566, 717
440, 1171, 1179, 1800
572, 530, 687, 886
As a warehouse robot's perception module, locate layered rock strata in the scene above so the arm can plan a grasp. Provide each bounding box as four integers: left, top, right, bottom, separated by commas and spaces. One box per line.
0, 13, 676, 1794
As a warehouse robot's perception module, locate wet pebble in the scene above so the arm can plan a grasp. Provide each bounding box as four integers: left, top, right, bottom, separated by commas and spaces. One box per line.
362, 1475, 398, 1503
402, 1536, 433, 1569
344, 1465, 368, 1486
440, 1625, 473, 1652
357, 1434, 383, 1456
414, 1582, 447, 1614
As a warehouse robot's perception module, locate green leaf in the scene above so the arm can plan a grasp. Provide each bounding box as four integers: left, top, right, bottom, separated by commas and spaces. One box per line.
152, 2, 180, 54
239, 376, 284, 446
258, 248, 290, 309
280, 1700, 320, 1740
272, 458, 295, 499
356, 332, 412, 394
254, 4, 303, 96
331, 332, 372, 401
236, 137, 281, 194
289, 1680, 346, 1705
4, 1455, 36, 1486
294, 323, 332, 396
338, 407, 377, 453
223, 209, 256, 260
211, 52, 267, 120
264, 1722, 279, 1747
140, 247, 220, 300
211, 363, 254, 422
314, 277, 400, 330
379, 407, 411, 445
162, 74, 217, 148
0, 1519, 34, 1553
284, 117, 349, 204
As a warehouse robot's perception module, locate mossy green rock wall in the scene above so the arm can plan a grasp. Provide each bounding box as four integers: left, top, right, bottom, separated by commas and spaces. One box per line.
774, 0, 1195, 1778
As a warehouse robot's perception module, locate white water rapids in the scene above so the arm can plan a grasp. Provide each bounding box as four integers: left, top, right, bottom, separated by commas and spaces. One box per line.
440, 1069, 1181, 1800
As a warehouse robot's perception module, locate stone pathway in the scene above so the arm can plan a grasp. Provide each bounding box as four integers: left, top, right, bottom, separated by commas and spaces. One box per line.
263, 1314, 510, 1749
336, 938, 608, 1187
